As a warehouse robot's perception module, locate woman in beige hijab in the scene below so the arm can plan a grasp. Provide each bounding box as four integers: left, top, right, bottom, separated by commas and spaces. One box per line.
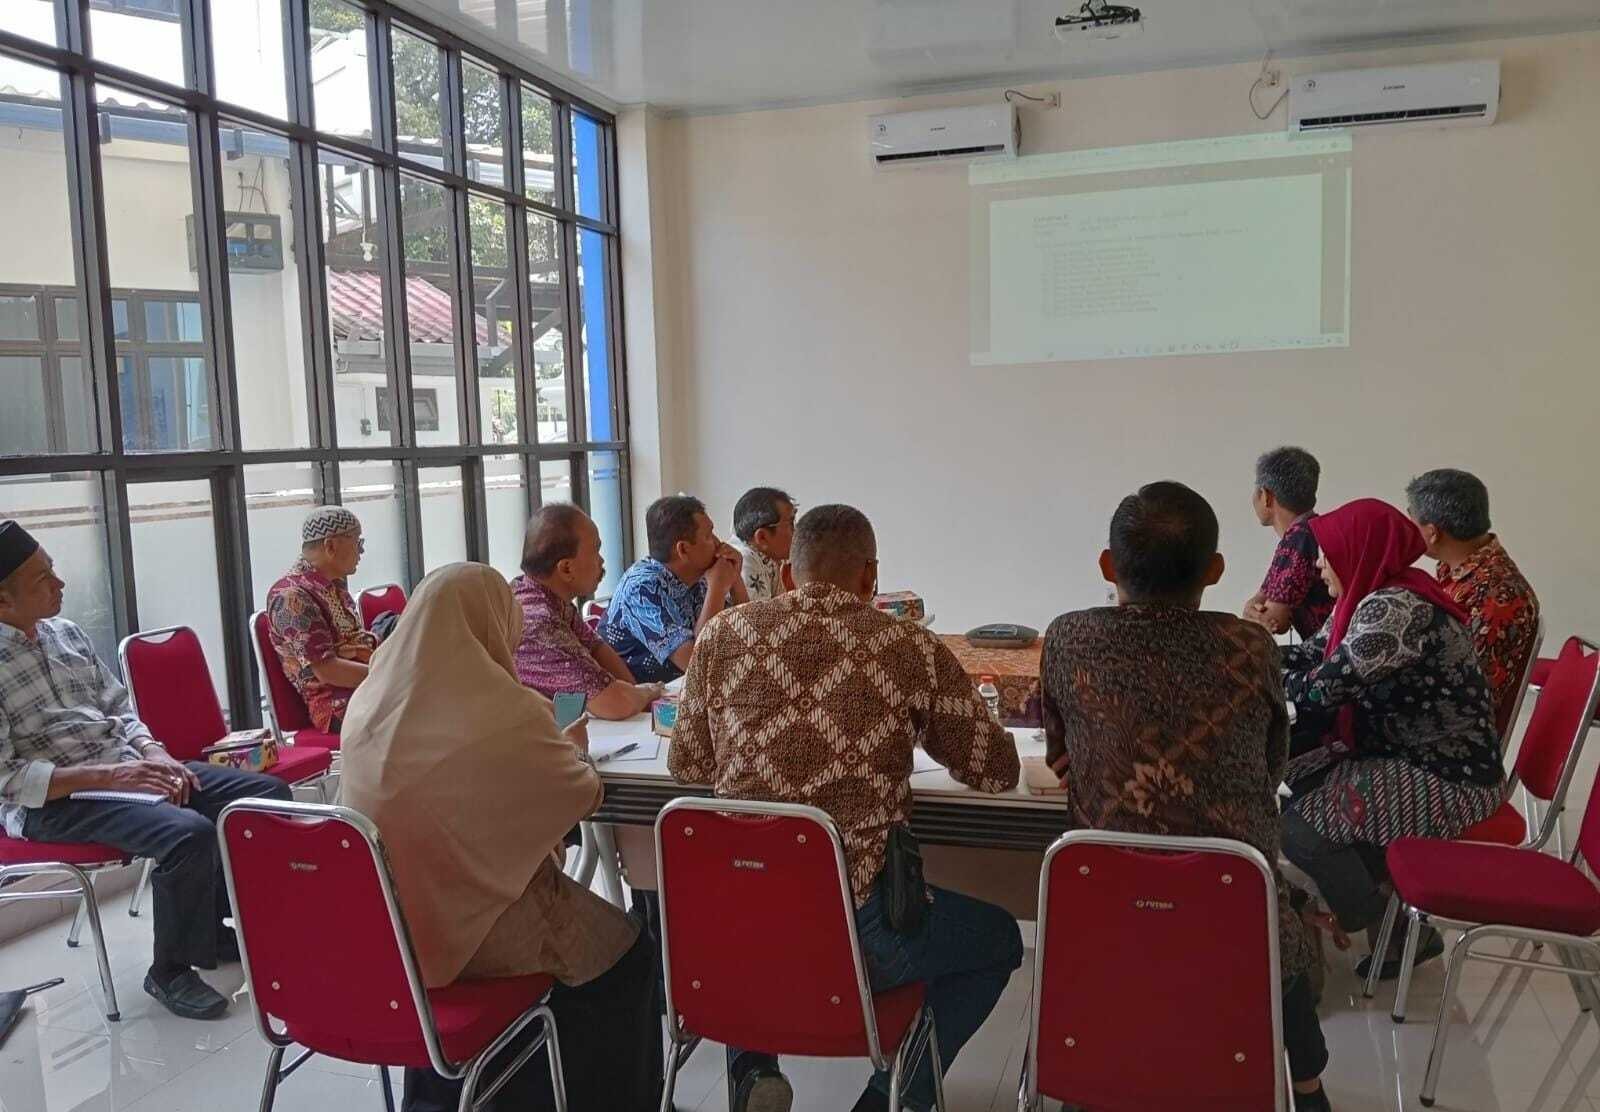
341, 562, 661, 1111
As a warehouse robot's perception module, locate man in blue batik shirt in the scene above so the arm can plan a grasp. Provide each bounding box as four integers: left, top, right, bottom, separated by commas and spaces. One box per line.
598, 495, 748, 683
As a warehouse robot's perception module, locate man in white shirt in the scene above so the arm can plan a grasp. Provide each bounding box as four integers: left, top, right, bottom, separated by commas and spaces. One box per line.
730, 487, 797, 601
0, 520, 291, 1021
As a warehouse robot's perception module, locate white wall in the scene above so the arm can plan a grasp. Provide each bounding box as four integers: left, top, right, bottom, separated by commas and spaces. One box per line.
632, 32, 1600, 642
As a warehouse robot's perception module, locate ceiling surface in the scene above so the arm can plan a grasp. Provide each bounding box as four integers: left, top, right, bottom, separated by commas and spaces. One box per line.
405, 0, 1600, 112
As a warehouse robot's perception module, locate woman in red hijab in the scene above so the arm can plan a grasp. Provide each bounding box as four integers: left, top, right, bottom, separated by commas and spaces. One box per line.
1279, 499, 1503, 980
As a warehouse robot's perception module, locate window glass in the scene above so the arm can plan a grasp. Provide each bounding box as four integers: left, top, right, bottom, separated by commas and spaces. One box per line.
587, 451, 624, 598
392, 26, 446, 169
541, 457, 573, 510
309, 0, 373, 142
417, 465, 467, 571
571, 111, 605, 220
214, 0, 289, 120
485, 454, 528, 578
91, 0, 185, 89
575, 228, 616, 442
97, 83, 213, 453
245, 462, 322, 609
520, 85, 555, 207
0, 473, 115, 661
2, 0, 60, 47
129, 478, 230, 713
320, 150, 395, 448
462, 59, 505, 188
400, 173, 461, 445
470, 196, 519, 445
224, 123, 314, 450
0, 62, 96, 455
340, 460, 408, 593
528, 214, 567, 443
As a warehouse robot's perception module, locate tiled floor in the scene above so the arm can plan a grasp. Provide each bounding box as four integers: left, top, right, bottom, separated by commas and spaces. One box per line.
5, 885, 1600, 1111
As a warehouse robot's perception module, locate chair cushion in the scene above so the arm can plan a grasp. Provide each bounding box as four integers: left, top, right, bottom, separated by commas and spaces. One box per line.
0, 835, 131, 868
1389, 837, 1600, 936
291, 728, 341, 753
269, 745, 333, 785
1458, 802, 1527, 846
284, 973, 555, 1068
865, 982, 926, 1060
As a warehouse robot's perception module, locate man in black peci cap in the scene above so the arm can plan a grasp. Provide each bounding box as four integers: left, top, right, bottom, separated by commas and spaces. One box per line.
0, 520, 290, 1020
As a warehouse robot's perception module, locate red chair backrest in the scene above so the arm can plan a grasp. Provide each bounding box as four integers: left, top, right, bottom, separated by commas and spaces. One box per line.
656, 801, 877, 1058
358, 584, 407, 630
220, 802, 433, 1059
1032, 834, 1283, 1111
582, 600, 606, 634
121, 627, 227, 761
1516, 636, 1600, 803
1495, 617, 1545, 747
252, 610, 314, 734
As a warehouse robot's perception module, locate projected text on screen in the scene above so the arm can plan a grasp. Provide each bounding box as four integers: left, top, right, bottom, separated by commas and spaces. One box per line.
969, 132, 1351, 365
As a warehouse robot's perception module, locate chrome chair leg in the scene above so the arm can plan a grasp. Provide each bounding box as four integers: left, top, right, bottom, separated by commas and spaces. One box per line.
128, 858, 153, 917
658, 1023, 685, 1112
1392, 909, 1426, 1024
1365, 893, 1402, 1000
887, 1024, 914, 1112
542, 1008, 568, 1112
378, 1065, 395, 1112
1420, 930, 1473, 1106
258, 1045, 286, 1112
64, 864, 119, 1020
66, 891, 88, 948
925, 1009, 947, 1112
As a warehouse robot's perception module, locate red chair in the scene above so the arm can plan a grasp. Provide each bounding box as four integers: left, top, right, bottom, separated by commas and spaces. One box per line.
580, 599, 607, 634
1020, 830, 1288, 1111
1364, 635, 1600, 1019
0, 837, 127, 1020
219, 797, 567, 1112
250, 610, 343, 753
654, 797, 944, 1112
120, 625, 335, 918
1494, 615, 1545, 751
358, 583, 407, 631
1385, 646, 1600, 1105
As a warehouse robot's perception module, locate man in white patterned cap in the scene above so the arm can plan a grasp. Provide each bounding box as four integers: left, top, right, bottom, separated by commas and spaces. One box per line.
264, 507, 380, 733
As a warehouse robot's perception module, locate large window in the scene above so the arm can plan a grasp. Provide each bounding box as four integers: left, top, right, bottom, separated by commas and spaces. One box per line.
0, 0, 628, 720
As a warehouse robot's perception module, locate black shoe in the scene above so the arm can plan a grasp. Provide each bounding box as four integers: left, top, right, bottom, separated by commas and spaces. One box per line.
1294, 1083, 1334, 1111
144, 968, 228, 1020
1356, 925, 1445, 982
733, 1066, 793, 1112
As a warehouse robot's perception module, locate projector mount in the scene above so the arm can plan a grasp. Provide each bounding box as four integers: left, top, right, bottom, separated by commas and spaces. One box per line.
1054, 0, 1144, 40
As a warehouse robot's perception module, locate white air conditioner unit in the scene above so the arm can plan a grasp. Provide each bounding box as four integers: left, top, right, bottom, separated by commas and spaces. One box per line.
868, 104, 1019, 166
1289, 60, 1500, 134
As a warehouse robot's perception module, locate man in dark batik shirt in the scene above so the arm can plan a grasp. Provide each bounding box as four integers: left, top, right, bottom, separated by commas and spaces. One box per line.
1244, 446, 1334, 640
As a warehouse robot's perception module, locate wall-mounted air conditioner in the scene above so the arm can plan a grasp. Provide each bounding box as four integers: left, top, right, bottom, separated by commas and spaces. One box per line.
868, 104, 1019, 166
1289, 60, 1500, 134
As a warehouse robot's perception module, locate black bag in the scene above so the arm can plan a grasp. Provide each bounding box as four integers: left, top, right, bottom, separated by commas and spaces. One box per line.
878, 824, 928, 935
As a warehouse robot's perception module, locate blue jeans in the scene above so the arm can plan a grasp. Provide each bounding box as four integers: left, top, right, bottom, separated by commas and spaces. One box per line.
731, 884, 1023, 1111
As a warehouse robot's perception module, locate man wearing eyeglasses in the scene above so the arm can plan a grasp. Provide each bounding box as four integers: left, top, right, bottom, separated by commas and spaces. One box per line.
730, 486, 798, 601
264, 506, 380, 734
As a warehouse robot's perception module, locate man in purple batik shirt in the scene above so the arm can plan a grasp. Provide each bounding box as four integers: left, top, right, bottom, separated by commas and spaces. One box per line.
511, 504, 664, 720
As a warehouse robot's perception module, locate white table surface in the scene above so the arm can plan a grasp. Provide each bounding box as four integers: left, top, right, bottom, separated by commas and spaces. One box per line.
588, 715, 1071, 811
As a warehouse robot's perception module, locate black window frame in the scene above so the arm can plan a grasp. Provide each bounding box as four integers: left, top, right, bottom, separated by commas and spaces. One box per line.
0, 0, 630, 724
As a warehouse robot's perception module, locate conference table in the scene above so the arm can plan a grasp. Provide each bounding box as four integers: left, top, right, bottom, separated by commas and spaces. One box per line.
585, 715, 1074, 919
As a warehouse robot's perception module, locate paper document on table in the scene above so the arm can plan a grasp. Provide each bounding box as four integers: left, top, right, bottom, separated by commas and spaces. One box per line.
663, 677, 686, 696
911, 748, 942, 775
592, 737, 661, 764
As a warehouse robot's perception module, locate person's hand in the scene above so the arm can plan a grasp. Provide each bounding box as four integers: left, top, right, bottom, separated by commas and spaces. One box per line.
563, 717, 591, 755
637, 682, 667, 708
144, 747, 201, 804
106, 759, 189, 803
706, 546, 742, 596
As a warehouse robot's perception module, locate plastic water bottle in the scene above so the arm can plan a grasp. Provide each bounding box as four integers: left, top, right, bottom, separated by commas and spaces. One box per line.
978, 675, 1001, 722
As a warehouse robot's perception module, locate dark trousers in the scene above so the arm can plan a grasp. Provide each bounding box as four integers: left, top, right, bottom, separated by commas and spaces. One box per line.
732, 885, 1023, 1112
1281, 809, 1391, 933
403, 927, 663, 1111
1282, 973, 1330, 1083
22, 762, 292, 970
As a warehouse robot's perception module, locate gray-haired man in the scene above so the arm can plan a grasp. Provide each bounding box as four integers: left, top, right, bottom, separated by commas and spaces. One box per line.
264, 507, 381, 733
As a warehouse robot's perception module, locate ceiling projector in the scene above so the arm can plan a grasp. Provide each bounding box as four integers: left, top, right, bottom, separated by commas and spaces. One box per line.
1054, 1, 1144, 41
